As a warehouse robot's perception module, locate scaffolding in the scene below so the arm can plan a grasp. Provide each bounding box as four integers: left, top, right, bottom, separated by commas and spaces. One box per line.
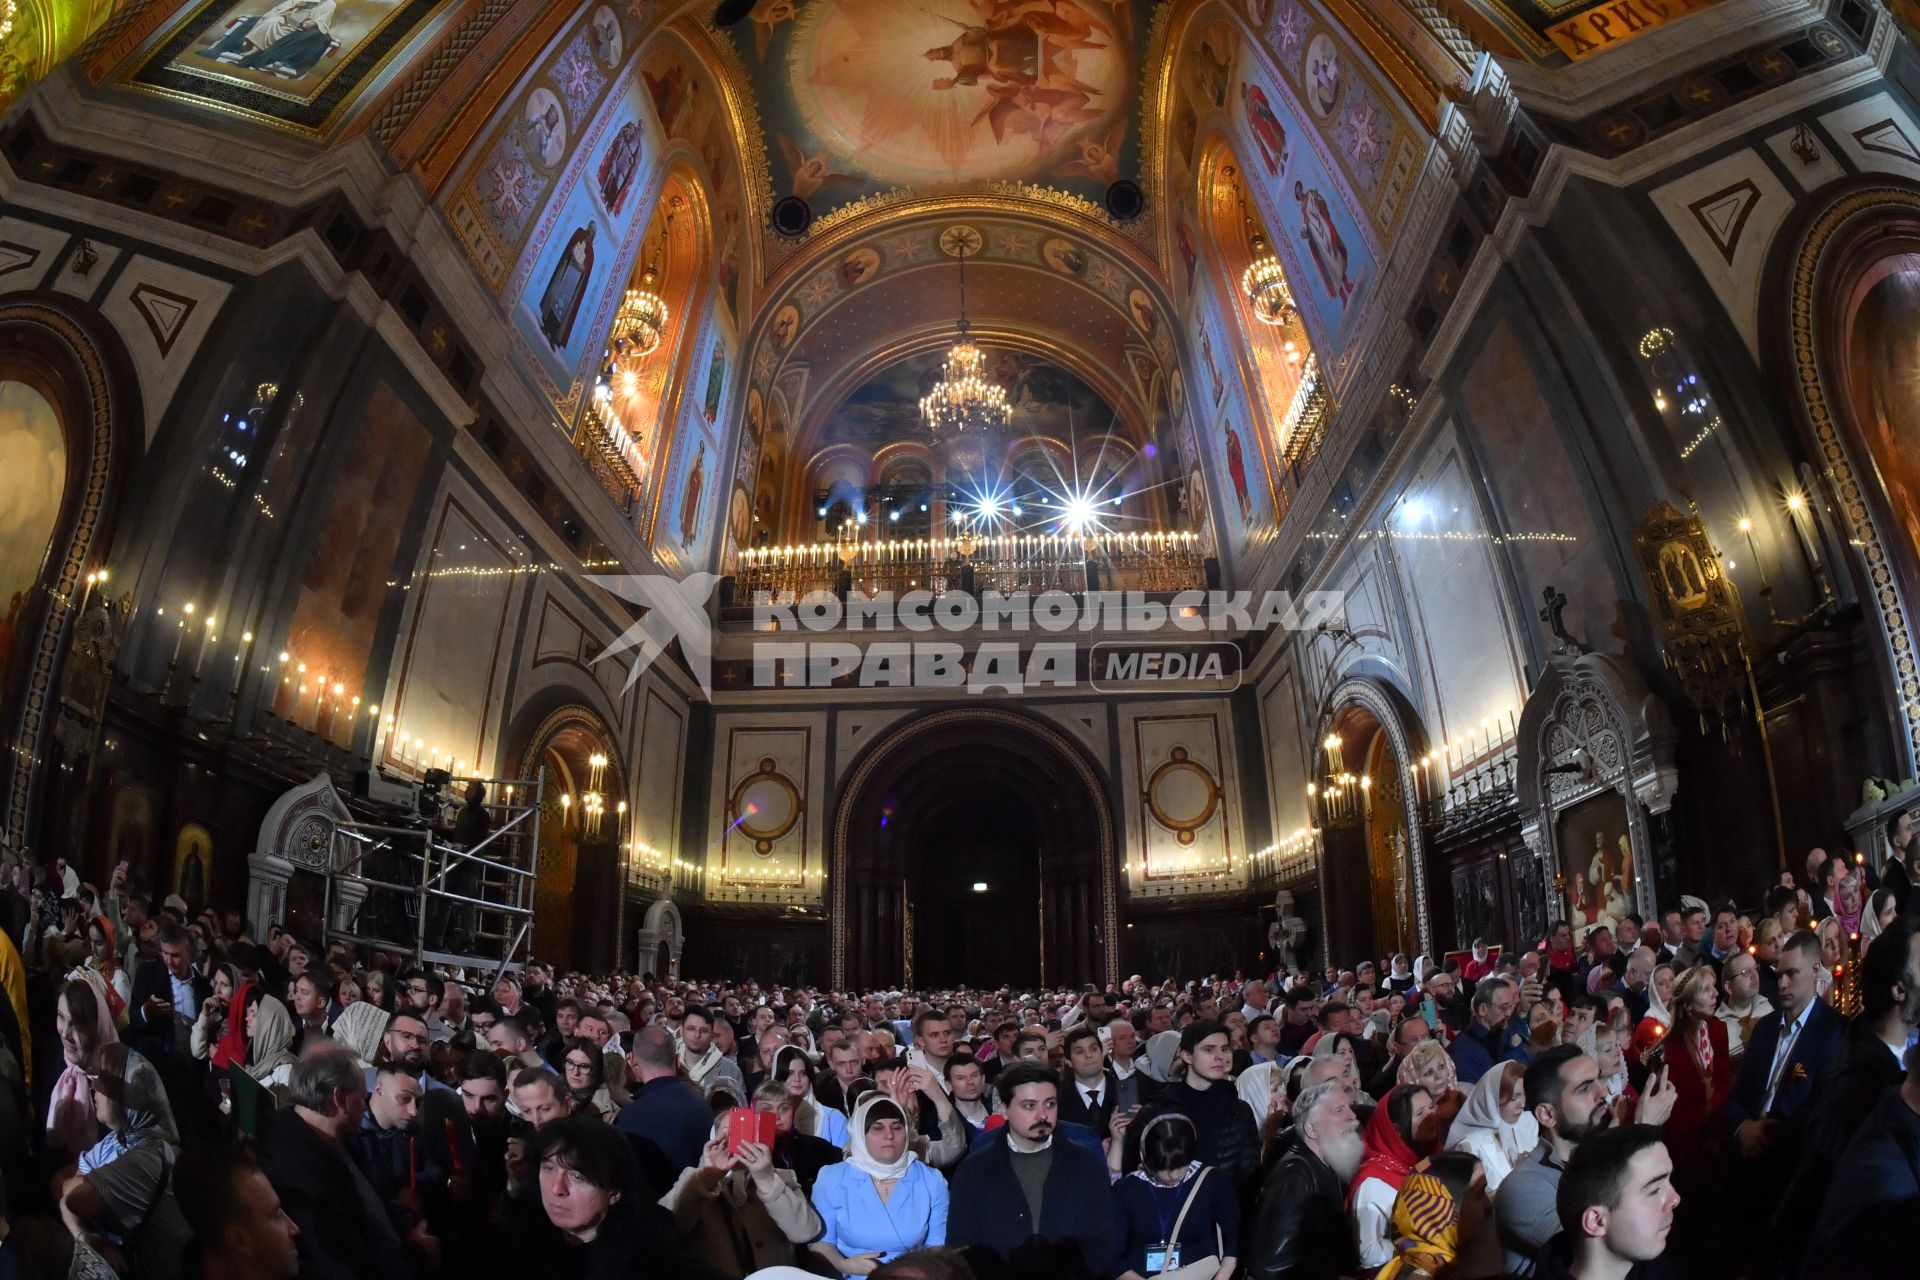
323, 774, 544, 978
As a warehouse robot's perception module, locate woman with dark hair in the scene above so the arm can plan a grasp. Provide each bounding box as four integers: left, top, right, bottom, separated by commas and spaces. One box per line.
774, 1043, 849, 1147
1111, 1111, 1241, 1280
560, 1035, 617, 1121
532, 1114, 702, 1277
48, 975, 115, 1160
809, 1095, 948, 1272
54, 1041, 190, 1280
188, 964, 241, 1065
1351, 1084, 1435, 1270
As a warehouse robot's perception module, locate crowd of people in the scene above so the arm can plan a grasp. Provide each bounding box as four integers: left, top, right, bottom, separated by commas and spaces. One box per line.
0, 828, 1913, 1280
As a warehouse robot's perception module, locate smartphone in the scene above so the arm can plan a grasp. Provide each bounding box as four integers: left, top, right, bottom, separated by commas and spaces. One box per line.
727, 1107, 776, 1155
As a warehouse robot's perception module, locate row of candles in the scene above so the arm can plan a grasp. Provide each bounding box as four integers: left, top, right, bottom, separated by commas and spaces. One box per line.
1734, 489, 1828, 593
737, 530, 1201, 568
1307, 707, 1524, 824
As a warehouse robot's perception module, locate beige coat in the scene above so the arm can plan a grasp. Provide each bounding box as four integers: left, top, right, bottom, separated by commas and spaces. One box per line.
660, 1164, 823, 1279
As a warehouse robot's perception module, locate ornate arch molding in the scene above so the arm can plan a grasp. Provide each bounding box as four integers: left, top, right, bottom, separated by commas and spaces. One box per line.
829, 706, 1119, 988
506, 700, 627, 796
0, 298, 140, 854
1515, 653, 1679, 926
1778, 183, 1920, 771
635, 896, 685, 979
1316, 674, 1433, 953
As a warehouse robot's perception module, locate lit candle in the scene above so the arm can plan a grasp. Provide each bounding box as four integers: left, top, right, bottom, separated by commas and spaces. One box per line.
195, 614, 215, 677
231, 630, 254, 698
170, 616, 186, 668
1738, 516, 1769, 591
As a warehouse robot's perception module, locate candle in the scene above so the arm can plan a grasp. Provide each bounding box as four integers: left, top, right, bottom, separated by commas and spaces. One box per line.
1738, 516, 1769, 591
231, 631, 254, 698
195, 614, 215, 677
170, 616, 186, 668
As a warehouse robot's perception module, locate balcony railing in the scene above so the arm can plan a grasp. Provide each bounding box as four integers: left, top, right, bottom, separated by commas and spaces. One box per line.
732, 531, 1208, 604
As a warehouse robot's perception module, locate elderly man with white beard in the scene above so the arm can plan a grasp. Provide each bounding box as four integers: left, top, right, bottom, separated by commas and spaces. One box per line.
1243, 1079, 1364, 1280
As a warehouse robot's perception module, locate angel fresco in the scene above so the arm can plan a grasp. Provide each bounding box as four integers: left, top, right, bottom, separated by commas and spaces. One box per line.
777, 135, 861, 200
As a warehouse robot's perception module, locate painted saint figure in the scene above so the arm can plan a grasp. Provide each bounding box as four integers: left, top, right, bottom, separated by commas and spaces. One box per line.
1294, 180, 1354, 304
1225, 421, 1253, 523
200, 0, 338, 80
539, 223, 596, 350
679, 443, 708, 547
597, 121, 643, 216
1242, 82, 1288, 175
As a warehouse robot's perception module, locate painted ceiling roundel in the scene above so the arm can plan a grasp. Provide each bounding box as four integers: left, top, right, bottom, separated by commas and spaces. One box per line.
724, 0, 1153, 213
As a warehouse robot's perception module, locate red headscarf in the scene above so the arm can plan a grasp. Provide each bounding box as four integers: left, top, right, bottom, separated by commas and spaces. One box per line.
212, 981, 253, 1071
1348, 1084, 1425, 1208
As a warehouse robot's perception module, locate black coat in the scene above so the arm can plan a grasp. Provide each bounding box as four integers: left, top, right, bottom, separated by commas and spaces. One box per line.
1726, 998, 1850, 1139
947, 1128, 1121, 1280
1799, 1086, 1920, 1279
1122, 1079, 1261, 1191
1242, 1141, 1357, 1280
259, 1112, 408, 1280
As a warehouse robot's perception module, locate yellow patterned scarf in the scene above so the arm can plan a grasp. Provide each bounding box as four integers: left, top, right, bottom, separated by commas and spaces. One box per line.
1376, 1171, 1460, 1280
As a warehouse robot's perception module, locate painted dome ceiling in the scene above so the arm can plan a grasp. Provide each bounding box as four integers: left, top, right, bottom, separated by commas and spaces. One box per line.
818, 350, 1118, 452
721, 0, 1155, 220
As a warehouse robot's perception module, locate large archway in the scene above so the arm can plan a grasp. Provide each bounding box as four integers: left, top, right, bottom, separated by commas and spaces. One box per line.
1316, 677, 1432, 964
831, 708, 1117, 989
507, 705, 627, 974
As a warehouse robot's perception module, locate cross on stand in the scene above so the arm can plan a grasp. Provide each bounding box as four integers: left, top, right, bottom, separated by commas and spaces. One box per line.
1540, 584, 1587, 655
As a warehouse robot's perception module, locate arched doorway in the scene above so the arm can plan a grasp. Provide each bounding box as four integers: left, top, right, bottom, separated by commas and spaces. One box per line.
0, 300, 136, 855
511, 708, 625, 973
1781, 186, 1920, 771
1317, 678, 1430, 964
832, 709, 1117, 990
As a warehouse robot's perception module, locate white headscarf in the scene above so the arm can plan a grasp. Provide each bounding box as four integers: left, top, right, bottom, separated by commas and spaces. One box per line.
1447, 1062, 1538, 1168
1236, 1059, 1286, 1124
1645, 965, 1676, 1028
1413, 954, 1437, 985
846, 1094, 916, 1181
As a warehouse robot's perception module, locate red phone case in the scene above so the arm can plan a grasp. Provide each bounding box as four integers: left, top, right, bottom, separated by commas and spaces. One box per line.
727, 1107, 776, 1154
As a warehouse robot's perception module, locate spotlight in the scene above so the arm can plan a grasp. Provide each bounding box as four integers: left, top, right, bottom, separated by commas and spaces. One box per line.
817, 506, 827, 517
1062, 495, 1097, 534
972, 881, 989, 892
888, 510, 901, 522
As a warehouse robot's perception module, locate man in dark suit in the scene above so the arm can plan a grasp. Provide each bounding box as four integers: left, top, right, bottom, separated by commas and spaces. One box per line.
1723, 929, 1849, 1266
1056, 1024, 1119, 1140
947, 1062, 1120, 1278
126, 920, 211, 1061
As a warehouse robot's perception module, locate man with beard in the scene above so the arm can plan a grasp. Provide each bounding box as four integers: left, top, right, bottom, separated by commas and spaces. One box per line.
1497, 1045, 1676, 1276
677, 1004, 747, 1098
946, 1062, 1121, 1276
1546, 1126, 1680, 1280
1243, 1080, 1363, 1280
365, 1010, 452, 1093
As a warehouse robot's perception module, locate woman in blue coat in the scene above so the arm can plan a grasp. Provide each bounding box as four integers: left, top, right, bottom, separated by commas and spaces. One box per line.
1112, 1111, 1240, 1280
809, 1095, 948, 1274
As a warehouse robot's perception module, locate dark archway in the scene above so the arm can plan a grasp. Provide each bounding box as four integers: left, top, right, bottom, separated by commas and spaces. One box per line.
505, 705, 626, 974
832, 709, 1117, 990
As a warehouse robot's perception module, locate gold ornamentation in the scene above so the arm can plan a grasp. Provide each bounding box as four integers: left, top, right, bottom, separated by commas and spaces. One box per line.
728, 756, 802, 855
1145, 746, 1222, 844
1633, 501, 1748, 736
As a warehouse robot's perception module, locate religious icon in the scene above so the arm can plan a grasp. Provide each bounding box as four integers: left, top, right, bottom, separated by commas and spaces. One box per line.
523, 88, 568, 168
595, 120, 643, 217
1127, 288, 1157, 336
589, 5, 622, 69
1294, 180, 1354, 304
1242, 81, 1288, 175
703, 346, 727, 422
1305, 34, 1343, 118
174, 823, 214, 915
643, 61, 698, 137
1176, 219, 1198, 293
1555, 790, 1637, 935
1224, 420, 1253, 523
1199, 322, 1224, 406
771, 305, 801, 351
839, 247, 882, 287
1186, 32, 1232, 108
1042, 238, 1087, 276
194, 0, 342, 83
538, 223, 596, 350
679, 442, 708, 547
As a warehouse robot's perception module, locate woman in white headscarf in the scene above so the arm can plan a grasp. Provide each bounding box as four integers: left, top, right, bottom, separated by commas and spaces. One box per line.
775, 1044, 849, 1147
1235, 1059, 1287, 1128
808, 1095, 948, 1273
330, 999, 388, 1067
1446, 1059, 1538, 1192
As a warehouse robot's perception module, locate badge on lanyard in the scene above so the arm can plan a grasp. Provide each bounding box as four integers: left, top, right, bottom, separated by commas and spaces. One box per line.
1145, 1242, 1182, 1273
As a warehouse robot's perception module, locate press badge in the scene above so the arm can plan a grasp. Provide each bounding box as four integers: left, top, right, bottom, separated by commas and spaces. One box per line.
1145, 1242, 1181, 1273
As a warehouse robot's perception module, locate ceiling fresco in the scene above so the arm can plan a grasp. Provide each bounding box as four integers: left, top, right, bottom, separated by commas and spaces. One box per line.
818, 350, 1120, 452
722, 0, 1156, 218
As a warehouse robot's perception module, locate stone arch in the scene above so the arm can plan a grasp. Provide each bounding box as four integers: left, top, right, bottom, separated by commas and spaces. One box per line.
1314, 674, 1433, 956
635, 896, 685, 979
0, 296, 142, 854
1772, 182, 1920, 773
830, 706, 1119, 988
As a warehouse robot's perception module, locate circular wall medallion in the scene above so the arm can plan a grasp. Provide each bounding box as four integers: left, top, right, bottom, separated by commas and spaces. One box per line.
1145, 746, 1221, 845
729, 756, 802, 854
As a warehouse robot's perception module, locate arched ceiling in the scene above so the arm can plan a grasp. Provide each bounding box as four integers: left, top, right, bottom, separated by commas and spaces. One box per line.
812, 349, 1120, 459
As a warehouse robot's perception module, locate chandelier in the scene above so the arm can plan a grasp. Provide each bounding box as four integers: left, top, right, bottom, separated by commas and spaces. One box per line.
582, 752, 609, 838
1242, 227, 1296, 327
610, 217, 672, 359
921, 227, 1010, 471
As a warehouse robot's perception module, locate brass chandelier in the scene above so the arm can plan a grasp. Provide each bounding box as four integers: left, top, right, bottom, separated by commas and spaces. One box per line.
921, 228, 1010, 471
611, 217, 671, 359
